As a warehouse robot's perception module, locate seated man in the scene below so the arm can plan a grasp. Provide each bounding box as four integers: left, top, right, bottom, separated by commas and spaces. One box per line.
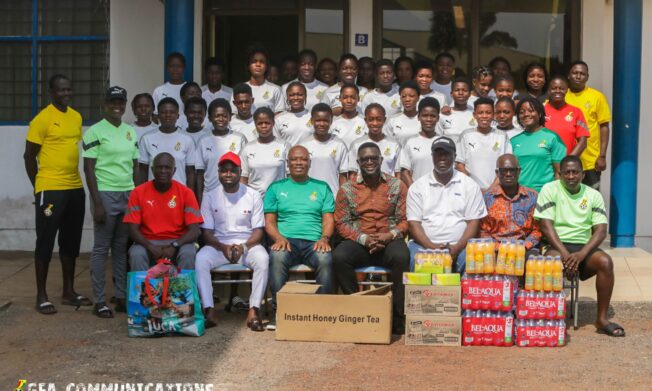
124, 152, 202, 271
195, 152, 268, 331
407, 136, 487, 272
333, 142, 410, 335
535, 155, 624, 337
265, 145, 335, 329
480, 154, 541, 257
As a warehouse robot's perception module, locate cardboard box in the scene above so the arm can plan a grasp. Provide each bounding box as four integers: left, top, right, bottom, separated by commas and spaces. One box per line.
414, 257, 444, 274
403, 272, 432, 285
405, 285, 461, 316
276, 282, 392, 344
432, 273, 461, 286
405, 315, 462, 346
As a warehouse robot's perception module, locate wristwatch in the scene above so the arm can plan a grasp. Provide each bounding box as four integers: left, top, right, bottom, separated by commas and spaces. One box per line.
171, 241, 180, 249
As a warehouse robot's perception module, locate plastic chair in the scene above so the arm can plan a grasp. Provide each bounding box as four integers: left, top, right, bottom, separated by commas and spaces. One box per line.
355, 266, 392, 291
563, 273, 580, 330
210, 263, 252, 312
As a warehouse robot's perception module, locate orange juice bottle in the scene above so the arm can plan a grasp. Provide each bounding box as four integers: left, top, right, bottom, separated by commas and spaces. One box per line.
514, 240, 526, 276
474, 239, 484, 274
496, 240, 507, 274
483, 239, 495, 274
505, 239, 516, 275
543, 256, 554, 291
552, 256, 564, 291
443, 250, 453, 273
466, 240, 476, 273
534, 256, 544, 291
525, 256, 535, 290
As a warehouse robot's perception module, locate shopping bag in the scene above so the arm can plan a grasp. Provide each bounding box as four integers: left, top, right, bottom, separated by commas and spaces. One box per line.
127, 269, 205, 337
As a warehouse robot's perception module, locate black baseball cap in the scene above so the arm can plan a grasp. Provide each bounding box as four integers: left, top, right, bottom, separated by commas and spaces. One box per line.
431, 136, 456, 154
106, 86, 127, 101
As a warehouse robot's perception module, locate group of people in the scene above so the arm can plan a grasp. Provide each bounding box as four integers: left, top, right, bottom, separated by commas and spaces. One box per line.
23, 44, 624, 337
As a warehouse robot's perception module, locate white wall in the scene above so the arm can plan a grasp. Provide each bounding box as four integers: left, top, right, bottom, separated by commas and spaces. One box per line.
349, 0, 373, 58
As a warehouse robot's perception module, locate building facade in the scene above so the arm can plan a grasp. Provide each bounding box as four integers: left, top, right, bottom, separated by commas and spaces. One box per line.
0, 0, 649, 250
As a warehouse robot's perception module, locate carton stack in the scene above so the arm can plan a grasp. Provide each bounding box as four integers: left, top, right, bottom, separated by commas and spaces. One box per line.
404, 249, 461, 346
515, 255, 567, 347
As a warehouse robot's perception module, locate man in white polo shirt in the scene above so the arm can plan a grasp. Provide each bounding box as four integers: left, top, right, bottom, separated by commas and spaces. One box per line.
195, 152, 268, 331
407, 136, 487, 272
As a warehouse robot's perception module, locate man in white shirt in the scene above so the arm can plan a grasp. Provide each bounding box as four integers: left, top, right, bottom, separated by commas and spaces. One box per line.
330, 84, 368, 147
299, 103, 349, 195
195, 152, 268, 331
281, 49, 328, 111
230, 83, 258, 143
436, 77, 476, 143
196, 98, 247, 197
456, 97, 512, 190
138, 98, 196, 189
361, 59, 401, 117
407, 136, 487, 272
201, 57, 233, 106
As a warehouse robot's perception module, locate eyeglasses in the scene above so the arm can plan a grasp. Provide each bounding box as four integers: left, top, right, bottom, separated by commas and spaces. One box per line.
358, 156, 380, 163
497, 167, 519, 174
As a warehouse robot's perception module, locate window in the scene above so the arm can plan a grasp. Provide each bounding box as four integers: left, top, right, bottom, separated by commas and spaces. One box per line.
0, 0, 109, 124
379, 0, 580, 87
304, 0, 347, 62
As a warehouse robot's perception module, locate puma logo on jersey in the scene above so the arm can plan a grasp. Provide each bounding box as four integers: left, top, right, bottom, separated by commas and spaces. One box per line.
53, 123, 60, 127
248, 153, 256, 159
206, 146, 212, 152
413, 146, 421, 152
468, 142, 476, 149
280, 192, 288, 198
151, 143, 159, 149
395, 125, 402, 130
146, 200, 155, 207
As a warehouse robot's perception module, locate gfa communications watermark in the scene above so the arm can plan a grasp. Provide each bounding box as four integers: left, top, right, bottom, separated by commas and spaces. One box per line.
13, 380, 214, 391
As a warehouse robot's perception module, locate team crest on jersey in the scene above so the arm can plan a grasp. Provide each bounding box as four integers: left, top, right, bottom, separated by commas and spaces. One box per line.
126, 132, 132, 141
229, 142, 236, 151
538, 140, 547, 148
469, 118, 477, 126
168, 195, 177, 208
307, 119, 313, 127
330, 149, 337, 158
391, 100, 398, 108
309, 191, 318, 201
565, 112, 574, 122
316, 90, 324, 99
492, 141, 500, 151
174, 141, 181, 151
44, 204, 54, 217
263, 91, 270, 99
274, 149, 281, 158
579, 198, 588, 210
384, 147, 391, 156
585, 102, 591, 110
355, 125, 362, 135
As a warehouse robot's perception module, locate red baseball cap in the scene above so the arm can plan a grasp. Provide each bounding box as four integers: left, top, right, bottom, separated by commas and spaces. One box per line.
218, 151, 241, 167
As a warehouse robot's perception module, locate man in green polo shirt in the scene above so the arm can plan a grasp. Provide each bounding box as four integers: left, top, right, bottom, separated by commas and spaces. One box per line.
264, 145, 335, 329
535, 155, 624, 337
82, 86, 139, 318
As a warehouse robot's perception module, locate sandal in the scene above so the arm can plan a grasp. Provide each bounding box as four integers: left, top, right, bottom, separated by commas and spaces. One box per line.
597, 322, 625, 337
62, 295, 93, 307
36, 301, 57, 315
246, 307, 265, 332
93, 303, 114, 318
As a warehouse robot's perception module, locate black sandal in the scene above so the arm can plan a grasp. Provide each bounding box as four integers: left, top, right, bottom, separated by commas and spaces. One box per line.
93, 303, 114, 318
247, 308, 265, 332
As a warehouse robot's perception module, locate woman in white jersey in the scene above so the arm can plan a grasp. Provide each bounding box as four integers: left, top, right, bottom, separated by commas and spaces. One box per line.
274, 81, 312, 146
386, 80, 421, 146
152, 52, 186, 119
399, 97, 441, 187
414, 61, 447, 108
245, 44, 284, 113
240, 107, 291, 196
131, 93, 157, 141
330, 84, 368, 147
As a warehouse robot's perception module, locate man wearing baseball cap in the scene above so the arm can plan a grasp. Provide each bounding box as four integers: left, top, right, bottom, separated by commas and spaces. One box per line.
82, 85, 139, 318
194, 152, 269, 330
406, 136, 487, 272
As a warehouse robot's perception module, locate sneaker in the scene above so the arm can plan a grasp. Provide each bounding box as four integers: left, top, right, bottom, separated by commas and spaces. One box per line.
266, 311, 277, 331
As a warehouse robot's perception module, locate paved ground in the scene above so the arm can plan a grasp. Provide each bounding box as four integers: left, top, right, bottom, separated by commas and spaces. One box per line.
1, 250, 651, 390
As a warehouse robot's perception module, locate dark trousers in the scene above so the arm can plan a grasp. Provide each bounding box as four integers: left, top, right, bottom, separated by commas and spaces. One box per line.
333, 239, 409, 318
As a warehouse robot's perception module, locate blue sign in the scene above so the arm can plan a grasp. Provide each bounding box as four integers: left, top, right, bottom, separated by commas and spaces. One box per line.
355, 33, 368, 47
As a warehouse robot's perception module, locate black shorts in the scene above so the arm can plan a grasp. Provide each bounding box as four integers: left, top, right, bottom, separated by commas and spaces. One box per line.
34, 188, 85, 261
582, 170, 601, 190
562, 242, 605, 280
